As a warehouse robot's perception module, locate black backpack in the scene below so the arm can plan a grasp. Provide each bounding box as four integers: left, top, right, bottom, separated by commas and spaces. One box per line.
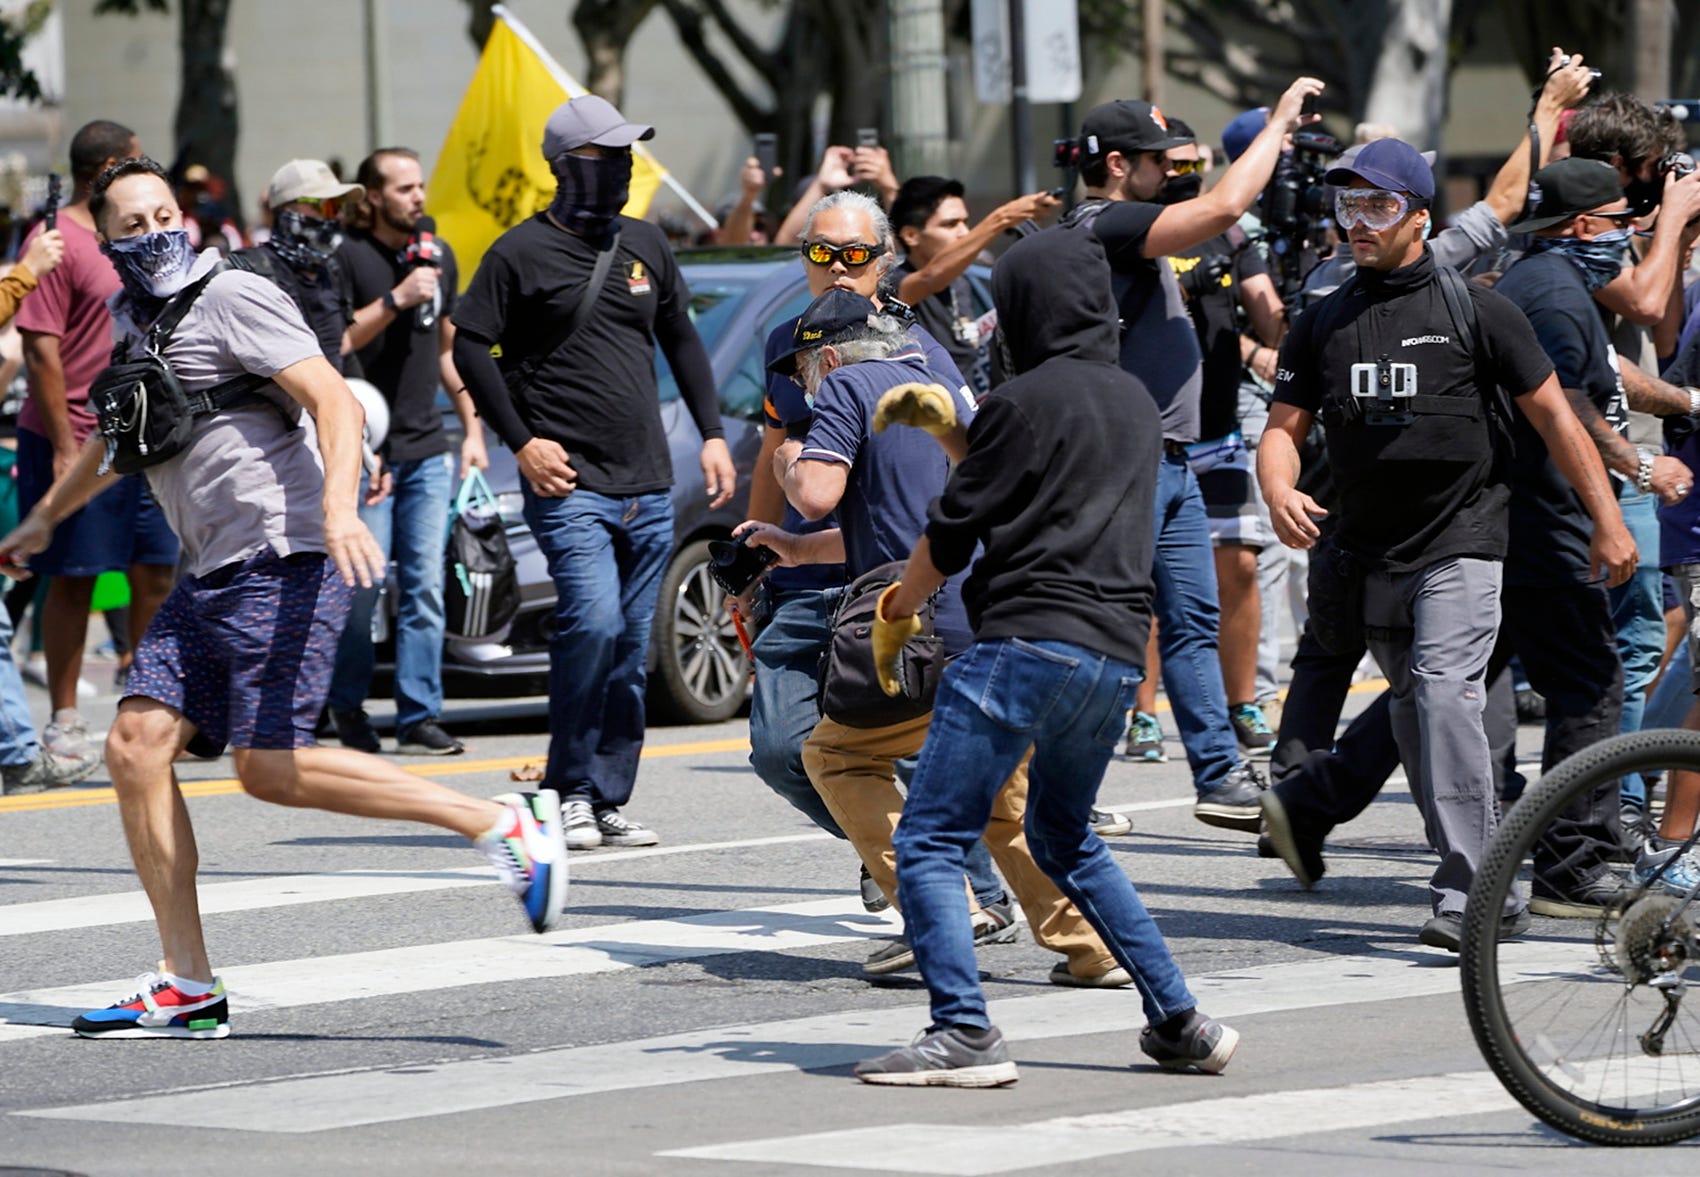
443, 471, 520, 639
90, 266, 273, 476
817, 561, 945, 728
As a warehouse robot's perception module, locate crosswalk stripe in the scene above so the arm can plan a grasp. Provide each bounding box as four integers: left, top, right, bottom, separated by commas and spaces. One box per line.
660, 1071, 1524, 1172
0, 831, 838, 939
10, 942, 1577, 1133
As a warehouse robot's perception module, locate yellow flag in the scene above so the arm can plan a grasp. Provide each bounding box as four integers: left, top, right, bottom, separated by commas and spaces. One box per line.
428, 11, 666, 287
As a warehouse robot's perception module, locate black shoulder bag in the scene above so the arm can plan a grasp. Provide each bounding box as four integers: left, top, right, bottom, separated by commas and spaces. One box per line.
90, 266, 272, 476
818, 561, 945, 728
502, 228, 622, 397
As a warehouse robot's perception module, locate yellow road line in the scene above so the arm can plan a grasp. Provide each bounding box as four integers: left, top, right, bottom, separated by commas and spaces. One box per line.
0, 737, 751, 816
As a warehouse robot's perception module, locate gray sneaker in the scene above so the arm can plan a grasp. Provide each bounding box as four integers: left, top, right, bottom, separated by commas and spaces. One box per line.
41, 709, 96, 763
563, 799, 601, 850
1139, 1009, 1240, 1074
854, 1024, 1019, 1087
1193, 761, 1266, 832
594, 808, 659, 847
1, 748, 101, 795
864, 937, 917, 976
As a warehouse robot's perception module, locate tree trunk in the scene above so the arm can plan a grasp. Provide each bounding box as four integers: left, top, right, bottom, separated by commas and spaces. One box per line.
1361, 0, 1454, 148
175, 0, 242, 230
572, 1, 661, 107
462, 0, 497, 49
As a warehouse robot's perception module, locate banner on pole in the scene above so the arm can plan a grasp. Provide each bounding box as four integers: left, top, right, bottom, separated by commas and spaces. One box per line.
428, 7, 666, 287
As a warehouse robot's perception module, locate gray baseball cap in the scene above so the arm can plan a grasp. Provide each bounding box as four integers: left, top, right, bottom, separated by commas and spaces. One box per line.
542, 96, 655, 159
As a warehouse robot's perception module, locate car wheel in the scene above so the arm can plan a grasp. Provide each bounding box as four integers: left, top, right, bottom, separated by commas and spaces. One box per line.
649, 538, 751, 724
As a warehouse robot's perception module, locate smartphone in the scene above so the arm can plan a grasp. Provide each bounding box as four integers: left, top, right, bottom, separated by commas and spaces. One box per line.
1301, 92, 1318, 121
754, 133, 778, 178
856, 127, 880, 149
43, 172, 61, 231
1046, 186, 1068, 200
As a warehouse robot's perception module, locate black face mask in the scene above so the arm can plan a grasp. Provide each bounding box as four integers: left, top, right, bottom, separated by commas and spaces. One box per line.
1624, 171, 1663, 218
548, 150, 633, 238
1157, 173, 1203, 206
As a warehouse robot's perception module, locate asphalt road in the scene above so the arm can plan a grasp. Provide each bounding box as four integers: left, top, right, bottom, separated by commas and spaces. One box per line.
0, 666, 1688, 1174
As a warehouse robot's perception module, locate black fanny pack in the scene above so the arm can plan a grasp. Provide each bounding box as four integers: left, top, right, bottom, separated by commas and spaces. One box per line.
818, 561, 945, 728
91, 268, 273, 476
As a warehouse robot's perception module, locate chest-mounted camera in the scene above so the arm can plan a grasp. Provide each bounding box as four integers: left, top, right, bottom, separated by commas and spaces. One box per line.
1350, 359, 1419, 425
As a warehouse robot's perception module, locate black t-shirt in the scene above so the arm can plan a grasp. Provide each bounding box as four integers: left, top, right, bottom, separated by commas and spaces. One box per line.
452, 214, 722, 496
338, 229, 459, 463
244, 243, 355, 375
1063, 198, 1203, 443
890, 258, 985, 396
1172, 231, 1269, 442
1274, 249, 1555, 573
1493, 250, 1627, 586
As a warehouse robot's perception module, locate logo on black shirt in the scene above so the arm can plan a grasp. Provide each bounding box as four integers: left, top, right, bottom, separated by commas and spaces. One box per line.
627, 261, 651, 296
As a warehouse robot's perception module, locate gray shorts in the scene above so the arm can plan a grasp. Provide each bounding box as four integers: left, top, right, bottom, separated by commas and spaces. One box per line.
1675, 563, 1700, 696
1187, 431, 1274, 550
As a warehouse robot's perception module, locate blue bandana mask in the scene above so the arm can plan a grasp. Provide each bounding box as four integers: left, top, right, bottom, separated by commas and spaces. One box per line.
548, 150, 632, 239
101, 228, 194, 308
271, 209, 344, 269
1532, 228, 1632, 292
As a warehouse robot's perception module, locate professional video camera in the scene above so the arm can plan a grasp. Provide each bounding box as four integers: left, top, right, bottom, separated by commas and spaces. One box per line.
1173, 252, 1234, 300
1256, 129, 1343, 300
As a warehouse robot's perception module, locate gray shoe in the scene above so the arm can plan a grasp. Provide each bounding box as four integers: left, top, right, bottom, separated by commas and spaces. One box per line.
1048, 961, 1132, 988
859, 863, 890, 913
1138, 1009, 1240, 1074
562, 799, 601, 850
1193, 761, 1266, 832
594, 808, 659, 847
854, 1024, 1019, 1087
1090, 807, 1133, 836
41, 709, 95, 763
971, 900, 1021, 945
2, 748, 101, 795
864, 937, 917, 976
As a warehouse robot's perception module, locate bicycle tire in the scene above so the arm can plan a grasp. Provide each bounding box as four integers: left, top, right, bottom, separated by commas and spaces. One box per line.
1461, 728, 1700, 1145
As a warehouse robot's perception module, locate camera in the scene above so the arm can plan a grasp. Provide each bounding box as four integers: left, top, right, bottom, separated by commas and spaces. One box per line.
707, 534, 780, 596
1257, 129, 1343, 300
1174, 253, 1234, 300
1663, 151, 1697, 180
1053, 137, 1084, 169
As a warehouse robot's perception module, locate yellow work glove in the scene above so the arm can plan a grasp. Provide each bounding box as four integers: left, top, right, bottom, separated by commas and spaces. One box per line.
872, 582, 924, 697
873, 382, 957, 437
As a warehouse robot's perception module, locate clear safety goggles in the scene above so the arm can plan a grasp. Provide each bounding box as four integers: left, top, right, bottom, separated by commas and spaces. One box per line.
1334, 188, 1426, 232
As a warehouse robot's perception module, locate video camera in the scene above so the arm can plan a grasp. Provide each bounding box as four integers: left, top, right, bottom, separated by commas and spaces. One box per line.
1174, 252, 1234, 300
1257, 129, 1343, 300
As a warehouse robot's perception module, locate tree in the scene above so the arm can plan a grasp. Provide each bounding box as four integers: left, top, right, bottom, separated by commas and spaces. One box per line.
96, 0, 243, 227
0, 1, 54, 104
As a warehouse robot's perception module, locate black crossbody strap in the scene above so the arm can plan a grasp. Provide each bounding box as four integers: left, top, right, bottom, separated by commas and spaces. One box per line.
144, 265, 227, 353
511, 228, 622, 393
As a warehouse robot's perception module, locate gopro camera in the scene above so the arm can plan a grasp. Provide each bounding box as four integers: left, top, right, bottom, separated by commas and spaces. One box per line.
1350, 360, 1419, 425
707, 534, 780, 596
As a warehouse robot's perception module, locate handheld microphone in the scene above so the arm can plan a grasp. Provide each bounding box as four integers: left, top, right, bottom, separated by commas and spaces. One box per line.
43, 173, 61, 231
405, 215, 442, 331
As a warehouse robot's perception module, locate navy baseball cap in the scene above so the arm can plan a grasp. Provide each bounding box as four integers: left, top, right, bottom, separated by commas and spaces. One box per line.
1221, 108, 1267, 162
766, 289, 879, 376
1325, 137, 1435, 200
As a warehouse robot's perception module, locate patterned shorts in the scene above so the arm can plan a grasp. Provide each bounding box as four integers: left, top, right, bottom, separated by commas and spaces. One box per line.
125, 550, 352, 753
1187, 431, 1274, 550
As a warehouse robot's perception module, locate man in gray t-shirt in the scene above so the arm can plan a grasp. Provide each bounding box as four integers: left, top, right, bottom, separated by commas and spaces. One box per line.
0, 157, 568, 1040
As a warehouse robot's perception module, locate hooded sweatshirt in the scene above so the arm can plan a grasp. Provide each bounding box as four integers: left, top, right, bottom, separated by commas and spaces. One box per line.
924, 229, 1160, 667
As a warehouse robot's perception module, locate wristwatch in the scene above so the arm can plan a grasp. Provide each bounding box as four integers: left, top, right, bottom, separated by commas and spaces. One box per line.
1636, 445, 1657, 494
381, 289, 399, 313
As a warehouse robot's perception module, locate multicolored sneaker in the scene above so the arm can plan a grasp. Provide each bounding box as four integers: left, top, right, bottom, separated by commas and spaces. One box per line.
479, 790, 568, 933
1230, 702, 1276, 758
1124, 711, 1167, 762
72, 972, 230, 1039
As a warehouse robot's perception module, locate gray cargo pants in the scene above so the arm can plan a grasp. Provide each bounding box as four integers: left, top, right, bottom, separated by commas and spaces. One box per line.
1363, 556, 1523, 918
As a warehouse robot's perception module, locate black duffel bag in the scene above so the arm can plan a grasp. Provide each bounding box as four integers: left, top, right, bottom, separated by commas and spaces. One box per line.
444, 470, 520, 639
818, 560, 945, 728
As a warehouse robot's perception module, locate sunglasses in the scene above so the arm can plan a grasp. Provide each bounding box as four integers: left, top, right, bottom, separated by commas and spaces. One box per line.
289, 197, 347, 216
1167, 158, 1206, 175
802, 240, 886, 268
1335, 188, 1427, 232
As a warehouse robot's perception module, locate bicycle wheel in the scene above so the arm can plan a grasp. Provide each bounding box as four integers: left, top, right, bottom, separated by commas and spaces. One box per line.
1461, 728, 1700, 1145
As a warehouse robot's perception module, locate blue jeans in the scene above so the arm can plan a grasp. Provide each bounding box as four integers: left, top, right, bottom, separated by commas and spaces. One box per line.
327, 452, 453, 728
524, 487, 673, 808
1612, 486, 1665, 807
1153, 452, 1239, 792
748, 585, 1006, 907
0, 595, 38, 766
895, 638, 1197, 1030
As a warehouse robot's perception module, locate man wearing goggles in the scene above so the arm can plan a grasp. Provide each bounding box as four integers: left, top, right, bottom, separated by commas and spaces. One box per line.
1257, 136, 1634, 950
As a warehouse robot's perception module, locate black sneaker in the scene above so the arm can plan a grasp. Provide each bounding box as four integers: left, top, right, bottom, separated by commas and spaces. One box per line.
1138, 1009, 1240, 1074
859, 863, 890, 913
854, 1024, 1019, 1087
1193, 762, 1266, 831
330, 708, 382, 754
594, 808, 660, 847
1530, 871, 1629, 919
395, 718, 465, 756
1259, 790, 1326, 889
1418, 907, 1532, 953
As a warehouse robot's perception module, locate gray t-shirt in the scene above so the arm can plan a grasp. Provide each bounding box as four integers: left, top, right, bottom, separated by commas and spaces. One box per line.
111, 251, 325, 577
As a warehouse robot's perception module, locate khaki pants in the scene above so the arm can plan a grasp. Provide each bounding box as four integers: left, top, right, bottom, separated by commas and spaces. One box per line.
802, 712, 1117, 976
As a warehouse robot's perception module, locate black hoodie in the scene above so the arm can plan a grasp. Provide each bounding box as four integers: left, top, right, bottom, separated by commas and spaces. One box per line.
924, 229, 1160, 667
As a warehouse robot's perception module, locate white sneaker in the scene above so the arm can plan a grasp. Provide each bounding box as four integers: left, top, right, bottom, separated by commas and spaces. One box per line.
563, 798, 602, 850
43, 709, 97, 762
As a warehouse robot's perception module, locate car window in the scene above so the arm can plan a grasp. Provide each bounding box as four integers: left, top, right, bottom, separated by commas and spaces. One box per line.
656, 280, 757, 405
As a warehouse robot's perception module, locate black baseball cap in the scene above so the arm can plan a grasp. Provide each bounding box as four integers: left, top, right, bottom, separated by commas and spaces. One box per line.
1509, 157, 1632, 233
766, 289, 879, 376
890, 176, 965, 232
1324, 137, 1435, 200
1080, 100, 1194, 158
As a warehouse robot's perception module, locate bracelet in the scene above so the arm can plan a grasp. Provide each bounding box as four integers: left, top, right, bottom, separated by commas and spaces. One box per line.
1688, 386, 1700, 415
1636, 445, 1657, 494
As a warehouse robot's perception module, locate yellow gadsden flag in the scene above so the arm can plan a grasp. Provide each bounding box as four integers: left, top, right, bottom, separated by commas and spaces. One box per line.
429, 9, 666, 287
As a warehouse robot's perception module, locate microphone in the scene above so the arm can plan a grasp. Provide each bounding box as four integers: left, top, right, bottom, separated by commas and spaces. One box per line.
405, 215, 442, 331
